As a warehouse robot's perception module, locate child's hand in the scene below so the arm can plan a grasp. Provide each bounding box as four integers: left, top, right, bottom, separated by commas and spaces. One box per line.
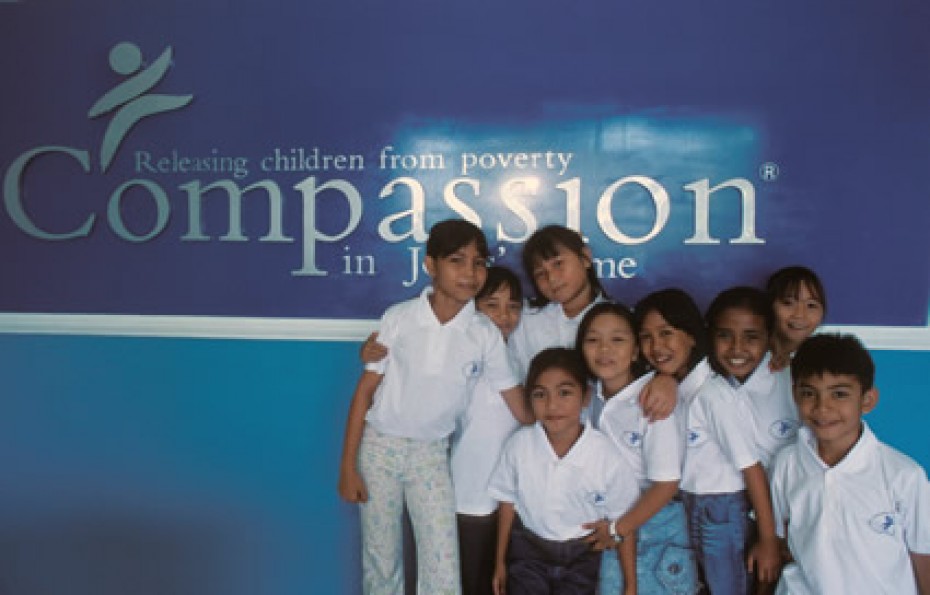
581, 519, 615, 551
769, 350, 790, 372
492, 561, 507, 595
638, 374, 678, 421
337, 466, 368, 503
360, 332, 388, 364
747, 536, 782, 583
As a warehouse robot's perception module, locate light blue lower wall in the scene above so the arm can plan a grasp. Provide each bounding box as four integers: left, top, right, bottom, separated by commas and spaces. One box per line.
0, 335, 927, 594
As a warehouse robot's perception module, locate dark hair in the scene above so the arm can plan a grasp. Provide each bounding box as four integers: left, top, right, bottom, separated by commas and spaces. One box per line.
705, 286, 772, 376
521, 225, 606, 307
476, 266, 523, 304
634, 288, 707, 374
575, 301, 646, 379
766, 266, 827, 314
791, 333, 875, 390
426, 219, 489, 259
524, 347, 588, 408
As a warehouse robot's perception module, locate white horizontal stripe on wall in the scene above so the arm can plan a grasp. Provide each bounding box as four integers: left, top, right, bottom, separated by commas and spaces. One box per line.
0, 314, 928, 351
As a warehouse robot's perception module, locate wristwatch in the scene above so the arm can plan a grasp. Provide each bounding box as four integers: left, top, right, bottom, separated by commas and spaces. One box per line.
609, 520, 624, 544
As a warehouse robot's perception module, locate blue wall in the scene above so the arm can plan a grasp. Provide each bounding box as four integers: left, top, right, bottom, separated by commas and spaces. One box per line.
0, 334, 927, 594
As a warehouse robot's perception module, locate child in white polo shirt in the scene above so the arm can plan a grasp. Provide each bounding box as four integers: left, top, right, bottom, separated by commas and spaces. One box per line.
489, 348, 639, 595
450, 266, 526, 595
680, 287, 782, 595
360, 266, 528, 595
575, 301, 698, 595
338, 219, 527, 595
771, 333, 930, 594
509, 224, 677, 420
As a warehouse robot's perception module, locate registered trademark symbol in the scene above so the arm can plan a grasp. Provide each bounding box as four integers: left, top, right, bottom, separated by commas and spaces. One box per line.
759, 162, 780, 182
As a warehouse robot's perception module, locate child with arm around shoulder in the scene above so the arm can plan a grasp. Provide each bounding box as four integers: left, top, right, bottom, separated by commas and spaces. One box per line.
337, 220, 523, 595
770, 333, 930, 595
575, 301, 699, 595
489, 348, 639, 595
509, 225, 677, 420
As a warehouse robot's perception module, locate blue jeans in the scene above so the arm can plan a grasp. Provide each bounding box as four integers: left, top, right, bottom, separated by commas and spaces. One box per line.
681, 491, 750, 595
599, 499, 699, 594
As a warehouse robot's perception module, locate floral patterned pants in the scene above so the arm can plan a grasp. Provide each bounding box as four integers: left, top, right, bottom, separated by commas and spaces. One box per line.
358, 426, 461, 595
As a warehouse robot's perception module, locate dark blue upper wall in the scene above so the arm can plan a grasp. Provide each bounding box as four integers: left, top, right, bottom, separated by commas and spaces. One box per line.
2, 0, 929, 324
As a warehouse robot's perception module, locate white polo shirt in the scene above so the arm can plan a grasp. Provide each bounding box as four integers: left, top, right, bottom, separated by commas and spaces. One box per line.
680, 374, 760, 495
678, 358, 713, 412
365, 288, 520, 441
590, 373, 683, 492
771, 424, 930, 595
488, 422, 639, 541
450, 351, 523, 515
508, 295, 607, 378
676, 358, 713, 447
738, 354, 799, 470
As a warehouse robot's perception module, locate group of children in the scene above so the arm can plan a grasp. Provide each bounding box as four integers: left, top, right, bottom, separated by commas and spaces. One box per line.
337, 219, 930, 595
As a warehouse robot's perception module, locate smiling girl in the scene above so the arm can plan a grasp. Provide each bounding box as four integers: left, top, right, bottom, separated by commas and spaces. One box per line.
510, 225, 676, 420
576, 302, 698, 595
680, 287, 783, 595
338, 220, 525, 595
765, 266, 827, 371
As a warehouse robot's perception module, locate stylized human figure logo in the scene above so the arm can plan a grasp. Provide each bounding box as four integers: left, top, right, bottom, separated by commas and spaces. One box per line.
869, 512, 897, 536
88, 42, 193, 172
769, 419, 798, 439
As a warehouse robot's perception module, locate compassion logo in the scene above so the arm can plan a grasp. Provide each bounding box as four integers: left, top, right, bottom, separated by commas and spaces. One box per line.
88, 43, 194, 172
3, 42, 199, 244
3, 42, 769, 284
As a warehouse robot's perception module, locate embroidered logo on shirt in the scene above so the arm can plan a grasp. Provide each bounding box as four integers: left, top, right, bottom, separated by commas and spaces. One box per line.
869, 512, 899, 536
592, 492, 606, 506
768, 419, 799, 440
623, 431, 644, 448
462, 360, 483, 379
687, 428, 706, 447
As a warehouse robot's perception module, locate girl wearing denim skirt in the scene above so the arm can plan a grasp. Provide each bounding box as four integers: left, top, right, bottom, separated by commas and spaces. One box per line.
578, 299, 699, 594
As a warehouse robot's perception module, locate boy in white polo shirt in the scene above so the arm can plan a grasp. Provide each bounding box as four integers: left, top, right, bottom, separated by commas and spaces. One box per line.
770, 333, 930, 594
338, 219, 527, 595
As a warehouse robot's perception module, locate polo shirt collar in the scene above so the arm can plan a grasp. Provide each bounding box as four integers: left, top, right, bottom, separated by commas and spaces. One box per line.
416, 286, 476, 329
679, 358, 712, 400
799, 422, 878, 473
548, 292, 608, 323
597, 372, 654, 406
740, 351, 776, 393
532, 420, 593, 463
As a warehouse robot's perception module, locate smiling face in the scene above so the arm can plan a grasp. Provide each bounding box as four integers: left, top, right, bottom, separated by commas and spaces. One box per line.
638, 309, 696, 381
425, 240, 488, 311
476, 283, 522, 340
529, 366, 586, 448
712, 306, 769, 383
580, 311, 638, 395
794, 372, 877, 465
531, 244, 593, 318
773, 281, 825, 352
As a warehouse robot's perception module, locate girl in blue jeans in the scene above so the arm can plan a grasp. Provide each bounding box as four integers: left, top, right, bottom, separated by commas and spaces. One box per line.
679, 287, 782, 594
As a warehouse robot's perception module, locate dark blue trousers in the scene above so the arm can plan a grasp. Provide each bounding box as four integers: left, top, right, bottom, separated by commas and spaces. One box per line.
506, 516, 600, 595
